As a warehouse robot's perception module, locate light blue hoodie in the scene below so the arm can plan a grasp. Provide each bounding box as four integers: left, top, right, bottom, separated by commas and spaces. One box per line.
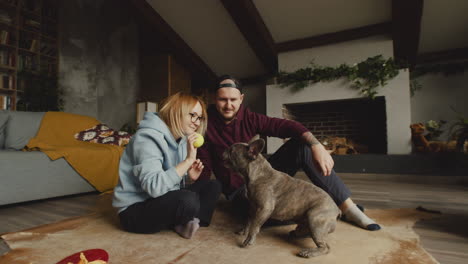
112, 112, 187, 213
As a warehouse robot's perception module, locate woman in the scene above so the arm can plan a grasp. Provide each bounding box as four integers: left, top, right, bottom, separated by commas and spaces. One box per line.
112, 92, 221, 239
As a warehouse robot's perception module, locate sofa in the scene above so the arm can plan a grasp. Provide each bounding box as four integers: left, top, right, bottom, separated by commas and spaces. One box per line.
0, 110, 95, 206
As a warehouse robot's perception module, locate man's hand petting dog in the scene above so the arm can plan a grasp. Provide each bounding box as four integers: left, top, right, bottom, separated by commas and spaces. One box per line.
223, 138, 341, 258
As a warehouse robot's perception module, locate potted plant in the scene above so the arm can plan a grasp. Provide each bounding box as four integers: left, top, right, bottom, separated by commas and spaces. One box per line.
425, 119, 447, 141
448, 108, 468, 153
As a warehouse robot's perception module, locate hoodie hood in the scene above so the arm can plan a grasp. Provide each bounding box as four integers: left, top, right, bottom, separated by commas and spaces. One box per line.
138, 112, 186, 148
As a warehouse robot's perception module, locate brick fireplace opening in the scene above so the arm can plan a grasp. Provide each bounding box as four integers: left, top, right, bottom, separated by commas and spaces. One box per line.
283, 96, 387, 154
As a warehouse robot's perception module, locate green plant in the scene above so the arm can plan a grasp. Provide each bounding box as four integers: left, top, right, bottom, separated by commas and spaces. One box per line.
16, 71, 62, 112
448, 107, 468, 152
276, 55, 403, 99
425, 119, 447, 141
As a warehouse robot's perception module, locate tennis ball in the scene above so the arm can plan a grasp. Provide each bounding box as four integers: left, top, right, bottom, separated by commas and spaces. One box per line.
193, 133, 204, 148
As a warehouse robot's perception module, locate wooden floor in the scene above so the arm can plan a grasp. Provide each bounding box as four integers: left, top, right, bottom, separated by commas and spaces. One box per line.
1, 173, 468, 264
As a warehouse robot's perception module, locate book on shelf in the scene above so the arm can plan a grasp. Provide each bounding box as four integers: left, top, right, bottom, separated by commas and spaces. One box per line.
0, 73, 12, 89
0, 30, 9, 45
18, 54, 38, 71
0, 94, 12, 110
29, 38, 37, 51
0, 49, 14, 66
24, 18, 40, 29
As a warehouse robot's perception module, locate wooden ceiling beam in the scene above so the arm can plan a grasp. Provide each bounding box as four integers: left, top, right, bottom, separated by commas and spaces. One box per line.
417, 47, 468, 65
276, 22, 392, 53
392, 0, 424, 65
128, 0, 217, 86
221, 0, 278, 74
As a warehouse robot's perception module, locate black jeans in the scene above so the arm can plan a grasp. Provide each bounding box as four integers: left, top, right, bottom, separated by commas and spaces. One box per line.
230, 138, 351, 216
119, 179, 222, 234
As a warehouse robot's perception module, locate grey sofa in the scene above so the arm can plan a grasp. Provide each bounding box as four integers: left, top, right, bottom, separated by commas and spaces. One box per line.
0, 110, 95, 206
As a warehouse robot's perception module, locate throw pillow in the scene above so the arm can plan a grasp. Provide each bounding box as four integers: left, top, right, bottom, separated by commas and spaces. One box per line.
74, 123, 131, 147
4, 111, 45, 150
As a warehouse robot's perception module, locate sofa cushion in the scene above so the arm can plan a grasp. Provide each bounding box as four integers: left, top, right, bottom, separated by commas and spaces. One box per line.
0, 110, 10, 149
4, 111, 45, 150
74, 123, 132, 147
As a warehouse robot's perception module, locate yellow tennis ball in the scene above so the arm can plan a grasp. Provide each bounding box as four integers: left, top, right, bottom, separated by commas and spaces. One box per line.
193, 133, 204, 148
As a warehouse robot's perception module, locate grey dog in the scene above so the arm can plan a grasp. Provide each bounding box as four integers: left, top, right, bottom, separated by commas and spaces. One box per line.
223, 138, 341, 258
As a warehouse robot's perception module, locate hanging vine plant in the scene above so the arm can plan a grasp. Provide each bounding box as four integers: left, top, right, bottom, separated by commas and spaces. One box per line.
276, 55, 404, 99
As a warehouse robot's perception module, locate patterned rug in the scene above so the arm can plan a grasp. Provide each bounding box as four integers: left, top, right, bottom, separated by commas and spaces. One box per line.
0, 196, 439, 264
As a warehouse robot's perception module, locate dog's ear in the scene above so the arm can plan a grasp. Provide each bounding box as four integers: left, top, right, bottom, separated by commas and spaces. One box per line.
248, 138, 265, 159
248, 134, 260, 144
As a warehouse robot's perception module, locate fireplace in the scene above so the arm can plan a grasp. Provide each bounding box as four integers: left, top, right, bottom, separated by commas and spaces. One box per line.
266, 71, 412, 155
283, 97, 387, 154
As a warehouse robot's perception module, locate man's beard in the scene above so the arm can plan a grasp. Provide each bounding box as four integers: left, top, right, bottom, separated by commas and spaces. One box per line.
222, 109, 237, 122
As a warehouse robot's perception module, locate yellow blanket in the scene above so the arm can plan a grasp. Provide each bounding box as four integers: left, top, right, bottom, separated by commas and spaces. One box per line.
26, 112, 124, 192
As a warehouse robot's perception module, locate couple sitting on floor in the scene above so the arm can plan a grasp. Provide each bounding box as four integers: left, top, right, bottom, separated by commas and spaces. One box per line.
112, 75, 380, 239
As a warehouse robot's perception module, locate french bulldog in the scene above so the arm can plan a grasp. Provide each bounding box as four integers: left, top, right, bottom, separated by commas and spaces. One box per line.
223, 138, 341, 258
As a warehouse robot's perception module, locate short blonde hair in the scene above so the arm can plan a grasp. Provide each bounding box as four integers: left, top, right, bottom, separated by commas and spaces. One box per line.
159, 92, 207, 139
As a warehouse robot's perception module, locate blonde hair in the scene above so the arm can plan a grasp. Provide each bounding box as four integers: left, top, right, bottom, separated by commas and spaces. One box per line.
158, 92, 207, 139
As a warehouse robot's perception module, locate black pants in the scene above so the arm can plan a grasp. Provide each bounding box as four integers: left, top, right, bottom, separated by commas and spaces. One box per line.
230, 138, 351, 216
119, 179, 222, 234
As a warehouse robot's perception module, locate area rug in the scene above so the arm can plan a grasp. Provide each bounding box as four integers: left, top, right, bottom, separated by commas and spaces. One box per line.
0, 196, 440, 264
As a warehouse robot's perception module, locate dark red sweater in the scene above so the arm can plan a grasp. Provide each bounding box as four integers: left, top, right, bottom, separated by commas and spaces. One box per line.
197, 104, 308, 195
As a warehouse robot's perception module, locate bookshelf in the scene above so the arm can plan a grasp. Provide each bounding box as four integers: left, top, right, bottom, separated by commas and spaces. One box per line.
0, 0, 58, 111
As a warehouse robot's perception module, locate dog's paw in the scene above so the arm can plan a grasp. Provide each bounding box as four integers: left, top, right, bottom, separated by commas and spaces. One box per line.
297, 248, 326, 258
241, 236, 254, 248
297, 248, 313, 258
297, 244, 330, 258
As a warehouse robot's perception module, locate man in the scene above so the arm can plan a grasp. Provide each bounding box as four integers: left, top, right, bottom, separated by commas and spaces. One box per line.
197, 75, 380, 231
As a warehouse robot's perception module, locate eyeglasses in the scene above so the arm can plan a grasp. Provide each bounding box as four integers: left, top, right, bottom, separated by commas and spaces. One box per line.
189, 112, 204, 123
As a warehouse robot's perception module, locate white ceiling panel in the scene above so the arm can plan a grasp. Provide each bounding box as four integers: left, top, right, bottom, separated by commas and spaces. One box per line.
146, 0, 266, 78
253, 0, 391, 43
418, 0, 468, 54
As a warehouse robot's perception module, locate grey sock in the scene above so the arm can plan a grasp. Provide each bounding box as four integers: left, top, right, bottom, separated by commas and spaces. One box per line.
343, 205, 381, 231
174, 218, 200, 239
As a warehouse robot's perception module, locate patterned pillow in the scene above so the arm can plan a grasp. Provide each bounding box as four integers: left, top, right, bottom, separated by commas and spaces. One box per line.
75, 124, 131, 147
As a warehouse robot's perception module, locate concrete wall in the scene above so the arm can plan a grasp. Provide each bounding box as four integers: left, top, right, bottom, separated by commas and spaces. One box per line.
58, 0, 139, 130
267, 35, 412, 155
411, 72, 468, 140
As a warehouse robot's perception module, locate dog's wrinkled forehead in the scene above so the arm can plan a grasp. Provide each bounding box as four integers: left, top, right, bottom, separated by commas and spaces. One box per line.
224, 142, 248, 159
231, 143, 249, 154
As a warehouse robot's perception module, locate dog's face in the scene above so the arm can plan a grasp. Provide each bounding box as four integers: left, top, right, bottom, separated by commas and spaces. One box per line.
410, 123, 426, 135
223, 138, 265, 173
